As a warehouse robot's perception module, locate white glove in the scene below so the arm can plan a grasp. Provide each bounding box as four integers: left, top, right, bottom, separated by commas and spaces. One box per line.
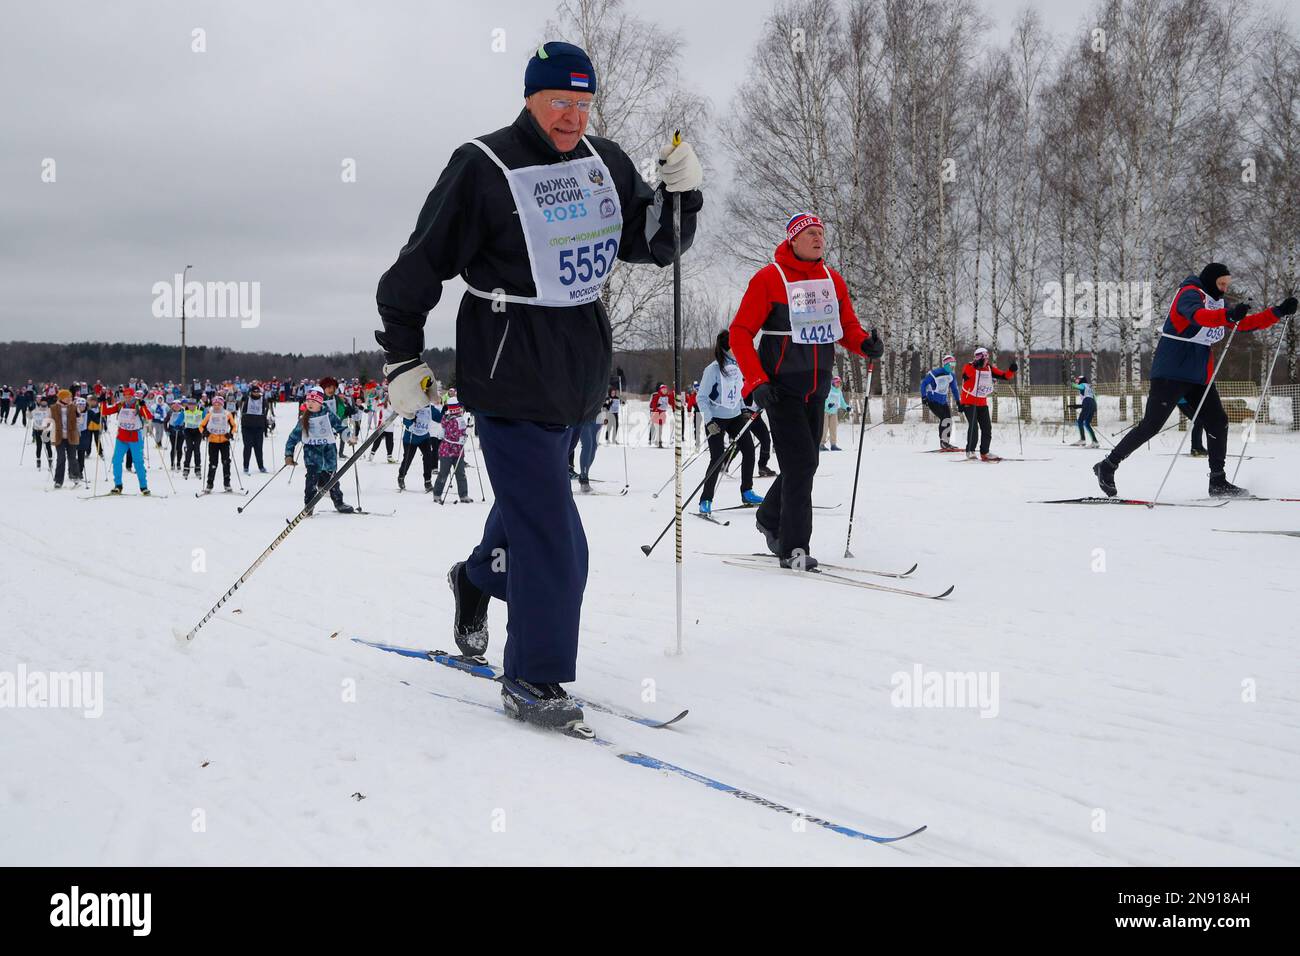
658, 140, 702, 192
383, 360, 438, 417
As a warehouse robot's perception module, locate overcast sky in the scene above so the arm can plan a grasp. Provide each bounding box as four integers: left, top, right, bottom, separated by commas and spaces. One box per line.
0, 0, 1250, 354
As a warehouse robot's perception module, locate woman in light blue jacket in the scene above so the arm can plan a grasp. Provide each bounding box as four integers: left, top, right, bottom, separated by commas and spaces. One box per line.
821, 376, 846, 450
696, 330, 763, 516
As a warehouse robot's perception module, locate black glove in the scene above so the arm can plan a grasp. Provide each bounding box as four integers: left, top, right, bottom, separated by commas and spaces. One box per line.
705, 420, 721, 439
863, 330, 884, 359
1274, 297, 1298, 317
1068, 402, 1080, 410
1008, 361, 1019, 372
748, 383, 776, 410
1226, 302, 1249, 324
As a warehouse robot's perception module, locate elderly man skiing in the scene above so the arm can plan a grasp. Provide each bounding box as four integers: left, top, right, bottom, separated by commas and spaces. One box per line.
374, 42, 703, 735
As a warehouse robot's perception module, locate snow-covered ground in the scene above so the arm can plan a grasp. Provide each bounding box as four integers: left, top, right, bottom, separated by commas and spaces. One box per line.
2, 404, 1297, 865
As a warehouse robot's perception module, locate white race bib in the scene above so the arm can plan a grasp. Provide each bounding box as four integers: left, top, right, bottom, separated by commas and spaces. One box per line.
467, 138, 623, 307
305, 413, 334, 445
206, 412, 230, 435
974, 369, 994, 398
408, 406, 432, 437
246, 397, 263, 416
773, 263, 842, 346
119, 407, 141, 430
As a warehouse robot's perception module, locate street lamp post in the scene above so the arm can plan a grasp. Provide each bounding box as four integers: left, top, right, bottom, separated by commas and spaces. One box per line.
181, 264, 193, 385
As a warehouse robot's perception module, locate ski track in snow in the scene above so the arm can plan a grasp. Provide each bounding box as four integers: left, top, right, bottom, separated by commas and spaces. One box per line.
1, 409, 1297, 865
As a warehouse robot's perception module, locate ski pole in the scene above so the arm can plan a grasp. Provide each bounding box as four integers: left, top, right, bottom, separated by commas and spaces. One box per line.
1150, 323, 1240, 507
1011, 372, 1025, 458
468, 418, 486, 501
1232, 315, 1290, 484
843, 362, 875, 559
668, 131, 685, 657
641, 412, 758, 557
238, 456, 293, 514
178, 415, 397, 644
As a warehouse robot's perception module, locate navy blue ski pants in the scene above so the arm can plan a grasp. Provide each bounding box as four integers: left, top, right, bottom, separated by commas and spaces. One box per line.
464, 414, 588, 683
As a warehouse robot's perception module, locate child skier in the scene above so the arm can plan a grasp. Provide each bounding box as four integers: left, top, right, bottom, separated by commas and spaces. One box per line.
181, 397, 204, 478
697, 330, 762, 515
283, 385, 355, 514
432, 397, 471, 503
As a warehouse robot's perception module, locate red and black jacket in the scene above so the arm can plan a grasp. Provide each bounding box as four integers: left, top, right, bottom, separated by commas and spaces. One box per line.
728, 241, 873, 404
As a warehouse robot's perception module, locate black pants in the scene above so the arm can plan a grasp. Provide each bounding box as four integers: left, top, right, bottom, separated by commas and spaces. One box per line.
1111, 378, 1228, 472
54, 441, 81, 483
242, 425, 266, 470
205, 442, 232, 488
755, 394, 823, 558
399, 439, 436, 484
434, 454, 468, 498
169, 427, 184, 468
924, 399, 954, 444
749, 413, 772, 467
374, 431, 394, 458
1176, 403, 1207, 452
0, 400, 8, 421
304, 467, 346, 508
183, 430, 202, 472
963, 404, 992, 454
701, 414, 754, 504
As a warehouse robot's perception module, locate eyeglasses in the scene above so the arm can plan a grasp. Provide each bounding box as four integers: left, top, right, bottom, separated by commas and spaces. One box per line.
549, 98, 592, 113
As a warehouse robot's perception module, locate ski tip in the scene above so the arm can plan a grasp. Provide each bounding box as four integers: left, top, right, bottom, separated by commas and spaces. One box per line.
640, 544, 653, 556
652, 709, 690, 728
934, 585, 955, 599
877, 824, 928, 843
902, 563, 919, 576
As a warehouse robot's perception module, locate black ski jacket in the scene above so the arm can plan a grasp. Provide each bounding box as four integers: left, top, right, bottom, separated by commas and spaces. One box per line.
376, 109, 702, 425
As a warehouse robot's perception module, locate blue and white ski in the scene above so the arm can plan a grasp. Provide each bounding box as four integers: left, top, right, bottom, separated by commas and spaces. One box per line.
392, 680, 927, 846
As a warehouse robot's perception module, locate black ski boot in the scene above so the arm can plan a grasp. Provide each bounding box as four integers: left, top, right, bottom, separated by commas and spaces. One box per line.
756, 515, 780, 556
334, 501, 355, 514
757, 465, 778, 478
110, 485, 123, 495
499, 676, 591, 738
397, 476, 405, 492
424, 481, 433, 494
1208, 471, 1250, 498
779, 553, 820, 572
578, 477, 592, 493
447, 561, 490, 656
1093, 458, 1118, 497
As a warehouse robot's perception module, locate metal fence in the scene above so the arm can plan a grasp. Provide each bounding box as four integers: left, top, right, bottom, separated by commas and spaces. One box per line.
851, 382, 1300, 430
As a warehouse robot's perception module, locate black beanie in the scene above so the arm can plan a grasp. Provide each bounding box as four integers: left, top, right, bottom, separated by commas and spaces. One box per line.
1198, 262, 1231, 296
524, 42, 596, 97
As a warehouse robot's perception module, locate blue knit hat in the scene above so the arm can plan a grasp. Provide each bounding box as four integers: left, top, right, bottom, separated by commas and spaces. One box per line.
524, 42, 596, 96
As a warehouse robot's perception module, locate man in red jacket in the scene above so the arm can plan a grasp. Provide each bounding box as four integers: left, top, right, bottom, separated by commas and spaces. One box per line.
958, 346, 1017, 460
729, 213, 883, 570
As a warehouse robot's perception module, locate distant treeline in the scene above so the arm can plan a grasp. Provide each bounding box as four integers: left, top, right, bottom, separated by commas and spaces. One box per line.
0, 340, 1278, 396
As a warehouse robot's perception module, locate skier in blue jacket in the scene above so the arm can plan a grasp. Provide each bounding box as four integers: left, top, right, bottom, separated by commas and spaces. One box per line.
919, 354, 960, 450
283, 385, 355, 514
